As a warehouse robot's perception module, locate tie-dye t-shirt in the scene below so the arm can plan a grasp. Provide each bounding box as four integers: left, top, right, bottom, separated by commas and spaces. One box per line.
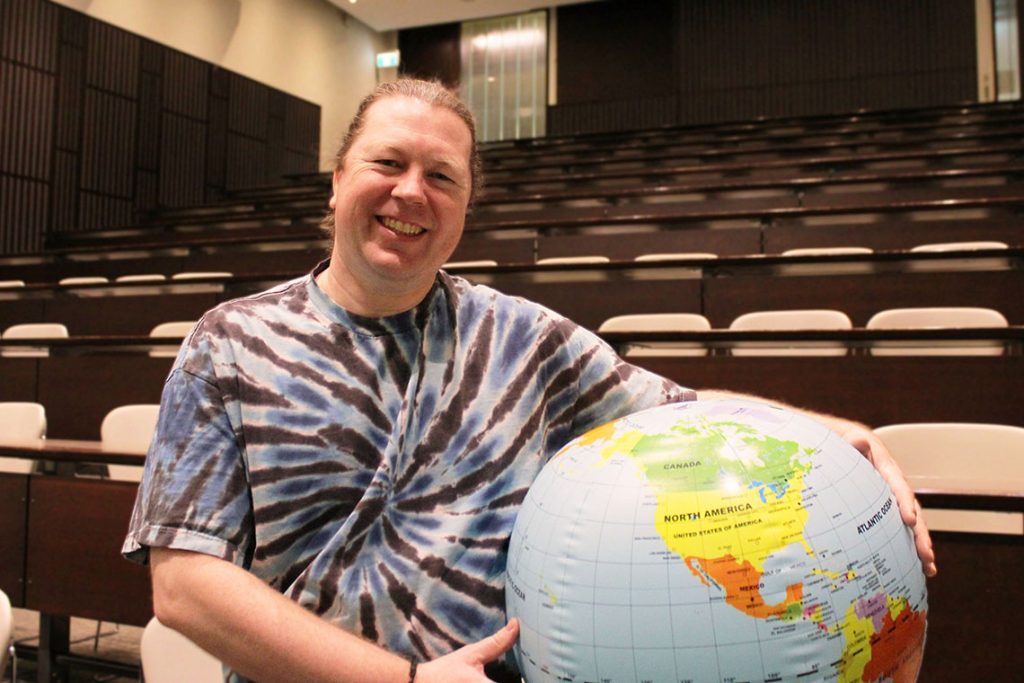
123, 261, 694, 669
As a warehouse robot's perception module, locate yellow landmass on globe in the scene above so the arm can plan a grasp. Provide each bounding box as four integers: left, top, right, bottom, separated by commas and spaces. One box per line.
652, 464, 813, 619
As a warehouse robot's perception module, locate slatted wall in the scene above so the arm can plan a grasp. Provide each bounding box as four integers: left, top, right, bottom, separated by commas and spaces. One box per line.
550, 0, 977, 135
0, 0, 320, 255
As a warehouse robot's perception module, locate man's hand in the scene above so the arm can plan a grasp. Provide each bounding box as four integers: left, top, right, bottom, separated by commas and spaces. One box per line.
415, 619, 520, 682
840, 422, 937, 577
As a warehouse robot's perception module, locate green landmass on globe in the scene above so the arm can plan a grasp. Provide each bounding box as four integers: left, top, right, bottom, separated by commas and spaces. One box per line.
507, 398, 927, 683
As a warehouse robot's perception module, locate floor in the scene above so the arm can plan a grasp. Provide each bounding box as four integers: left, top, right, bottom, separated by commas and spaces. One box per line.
7, 608, 142, 682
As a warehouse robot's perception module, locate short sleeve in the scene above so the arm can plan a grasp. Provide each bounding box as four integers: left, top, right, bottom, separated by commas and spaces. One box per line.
567, 325, 696, 437
122, 365, 255, 567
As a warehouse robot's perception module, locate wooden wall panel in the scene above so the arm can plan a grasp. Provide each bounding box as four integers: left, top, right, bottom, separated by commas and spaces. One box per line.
84, 19, 138, 98
398, 22, 461, 87
80, 89, 136, 198
160, 114, 207, 207
555, 1, 675, 105
226, 133, 269, 191
0, 0, 58, 70
0, 62, 54, 180
285, 97, 321, 169
0, 176, 48, 253
50, 149, 78, 232
0, 1, 320, 255
54, 41, 84, 152
550, 0, 978, 134
228, 73, 269, 140
164, 50, 208, 119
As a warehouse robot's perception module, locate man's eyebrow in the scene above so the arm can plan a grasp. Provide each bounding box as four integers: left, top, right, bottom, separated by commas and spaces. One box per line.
366, 144, 466, 171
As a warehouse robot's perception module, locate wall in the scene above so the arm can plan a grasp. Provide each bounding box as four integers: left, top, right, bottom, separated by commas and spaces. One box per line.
0, 0, 389, 255
48, 0, 389, 170
551, 0, 978, 134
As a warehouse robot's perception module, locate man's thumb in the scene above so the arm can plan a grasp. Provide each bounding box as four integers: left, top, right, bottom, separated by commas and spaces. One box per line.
477, 618, 519, 662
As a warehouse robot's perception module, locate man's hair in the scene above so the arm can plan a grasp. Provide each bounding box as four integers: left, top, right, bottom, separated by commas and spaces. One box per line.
321, 79, 483, 239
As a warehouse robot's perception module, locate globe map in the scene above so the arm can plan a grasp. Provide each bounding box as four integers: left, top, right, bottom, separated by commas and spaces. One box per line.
506, 399, 927, 683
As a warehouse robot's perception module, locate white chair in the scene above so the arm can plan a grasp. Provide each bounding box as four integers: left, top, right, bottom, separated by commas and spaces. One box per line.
140, 617, 222, 683
876, 423, 1024, 534
536, 256, 610, 265
1, 588, 15, 682
598, 313, 711, 357
634, 252, 718, 262
149, 321, 196, 358
100, 404, 160, 482
781, 247, 874, 256
171, 271, 232, 281
115, 274, 167, 283
728, 309, 853, 356
866, 307, 1008, 356
443, 260, 498, 268
910, 241, 1009, 253
1, 323, 69, 358
57, 276, 109, 286
0, 402, 46, 474
0, 280, 25, 288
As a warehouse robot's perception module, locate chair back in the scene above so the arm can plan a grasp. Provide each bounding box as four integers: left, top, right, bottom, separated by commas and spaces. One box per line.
101, 405, 160, 482
866, 307, 1008, 356
57, 276, 109, 286
1, 588, 13, 678
599, 313, 711, 357
140, 617, 222, 683
536, 256, 610, 265
0, 402, 46, 474
171, 271, 232, 281
115, 274, 167, 283
728, 309, 852, 356
910, 241, 1008, 252
876, 422, 1024, 535
781, 246, 873, 256
1, 323, 69, 358
443, 260, 498, 268
149, 321, 196, 358
634, 252, 717, 261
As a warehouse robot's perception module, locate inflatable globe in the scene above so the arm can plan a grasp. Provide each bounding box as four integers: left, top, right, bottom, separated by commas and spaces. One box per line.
506, 398, 927, 683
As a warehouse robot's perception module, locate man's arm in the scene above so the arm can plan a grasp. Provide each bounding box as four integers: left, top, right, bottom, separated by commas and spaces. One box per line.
697, 389, 937, 578
150, 548, 519, 683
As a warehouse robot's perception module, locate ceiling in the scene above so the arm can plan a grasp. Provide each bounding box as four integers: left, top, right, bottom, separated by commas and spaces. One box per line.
326, 0, 598, 32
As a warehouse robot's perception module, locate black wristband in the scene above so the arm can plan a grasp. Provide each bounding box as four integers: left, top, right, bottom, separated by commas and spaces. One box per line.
408, 659, 418, 683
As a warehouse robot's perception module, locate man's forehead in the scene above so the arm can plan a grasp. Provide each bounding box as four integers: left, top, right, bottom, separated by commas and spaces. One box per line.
359, 96, 472, 156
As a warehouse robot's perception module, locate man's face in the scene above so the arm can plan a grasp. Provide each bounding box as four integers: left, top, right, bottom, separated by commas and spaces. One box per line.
329, 95, 473, 302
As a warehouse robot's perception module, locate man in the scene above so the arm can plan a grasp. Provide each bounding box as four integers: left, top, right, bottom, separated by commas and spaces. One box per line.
124, 79, 934, 683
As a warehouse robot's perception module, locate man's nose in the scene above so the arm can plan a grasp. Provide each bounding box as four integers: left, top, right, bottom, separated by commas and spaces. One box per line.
392, 169, 427, 204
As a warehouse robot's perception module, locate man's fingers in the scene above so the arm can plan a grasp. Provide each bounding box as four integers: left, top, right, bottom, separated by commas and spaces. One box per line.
912, 501, 937, 577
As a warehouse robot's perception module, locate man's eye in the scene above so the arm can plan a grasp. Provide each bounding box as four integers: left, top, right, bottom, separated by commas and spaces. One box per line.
430, 172, 453, 183
374, 159, 399, 168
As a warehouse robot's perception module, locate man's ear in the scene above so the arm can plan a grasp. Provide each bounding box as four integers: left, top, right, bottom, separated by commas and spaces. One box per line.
329, 169, 341, 208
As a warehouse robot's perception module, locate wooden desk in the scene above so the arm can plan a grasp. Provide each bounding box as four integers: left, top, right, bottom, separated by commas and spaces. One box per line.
0, 441, 149, 683
604, 328, 1024, 428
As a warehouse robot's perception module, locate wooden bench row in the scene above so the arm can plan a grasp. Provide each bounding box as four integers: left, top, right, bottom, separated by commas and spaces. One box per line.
17, 189, 1024, 284
1, 250, 1021, 332
2, 433, 1020, 682
476, 99, 1024, 159
0, 328, 1021, 440
56, 158, 1024, 251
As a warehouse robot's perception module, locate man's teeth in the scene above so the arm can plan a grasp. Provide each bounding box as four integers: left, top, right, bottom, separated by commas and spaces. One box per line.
381, 217, 425, 235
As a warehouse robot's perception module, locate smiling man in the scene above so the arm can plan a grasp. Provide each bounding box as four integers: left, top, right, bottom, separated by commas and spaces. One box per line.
318, 91, 474, 316
124, 79, 934, 683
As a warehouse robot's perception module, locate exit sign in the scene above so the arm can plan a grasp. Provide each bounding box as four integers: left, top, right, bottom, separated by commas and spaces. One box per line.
376, 51, 399, 69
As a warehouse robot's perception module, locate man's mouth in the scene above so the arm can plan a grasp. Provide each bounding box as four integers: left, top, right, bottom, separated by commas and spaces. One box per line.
379, 216, 426, 236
